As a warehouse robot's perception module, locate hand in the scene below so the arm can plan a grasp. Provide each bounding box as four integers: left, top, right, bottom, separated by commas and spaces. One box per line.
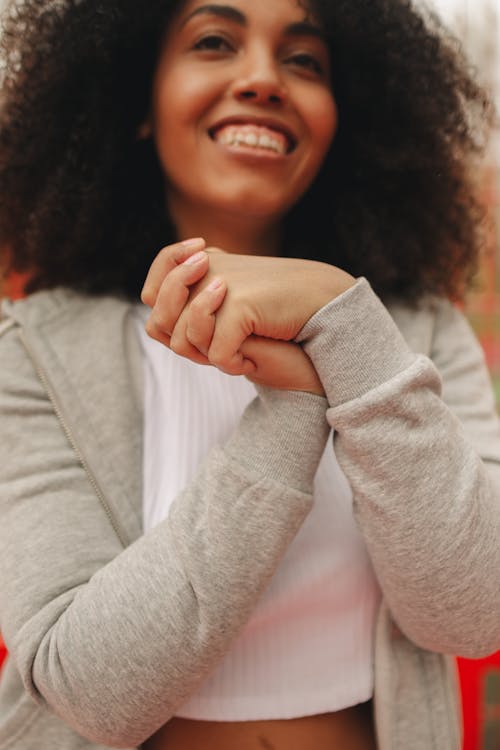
140, 238, 325, 395
142, 239, 355, 376
240, 336, 325, 396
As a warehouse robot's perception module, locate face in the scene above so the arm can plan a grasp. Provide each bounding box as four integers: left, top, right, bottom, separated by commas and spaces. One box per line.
149, 0, 337, 227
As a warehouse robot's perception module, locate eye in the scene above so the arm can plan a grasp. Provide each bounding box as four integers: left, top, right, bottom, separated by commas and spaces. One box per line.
286, 52, 325, 77
193, 34, 233, 53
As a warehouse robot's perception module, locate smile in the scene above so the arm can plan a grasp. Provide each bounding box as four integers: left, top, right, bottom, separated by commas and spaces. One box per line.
209, 120, 296, 156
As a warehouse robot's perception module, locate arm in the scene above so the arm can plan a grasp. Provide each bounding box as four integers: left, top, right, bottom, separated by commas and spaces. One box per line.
297, 278, 500, 657
0, 321, 329, 747
142, 244, 500, 655
141, 240, 355, 383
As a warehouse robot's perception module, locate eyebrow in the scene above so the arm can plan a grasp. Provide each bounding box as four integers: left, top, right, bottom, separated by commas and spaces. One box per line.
180, 4, 327, 40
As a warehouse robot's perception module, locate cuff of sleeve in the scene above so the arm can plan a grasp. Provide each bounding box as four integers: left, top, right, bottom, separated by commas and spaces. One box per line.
225, 387, 329, 493
296, 278, 415, 408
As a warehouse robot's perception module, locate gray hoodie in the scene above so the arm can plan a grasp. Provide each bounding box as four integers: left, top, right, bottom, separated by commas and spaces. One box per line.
0, 278, 499, 749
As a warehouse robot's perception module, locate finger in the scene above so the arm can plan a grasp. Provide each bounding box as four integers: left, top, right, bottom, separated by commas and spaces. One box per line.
148, 251, 209, 337
144, 318, 172, 348
208, 345, 256, 376
240, 337, 324, 395
239, 336, 289, 385
185, 277, 227, 355
210, 349, 256, 377
141, 237, 206, 306
146, 310, 211, 365
207, 311, 256, 376
169, 308, 212, 365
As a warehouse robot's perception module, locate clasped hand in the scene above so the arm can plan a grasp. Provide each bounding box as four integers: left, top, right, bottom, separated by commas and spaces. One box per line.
141, 239, 355, 396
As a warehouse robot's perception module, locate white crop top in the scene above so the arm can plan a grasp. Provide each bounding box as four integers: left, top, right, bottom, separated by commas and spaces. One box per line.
134, 306, 380, 720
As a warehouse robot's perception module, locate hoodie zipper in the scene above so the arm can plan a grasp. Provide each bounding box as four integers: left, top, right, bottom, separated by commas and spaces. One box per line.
19, 329, 129, 548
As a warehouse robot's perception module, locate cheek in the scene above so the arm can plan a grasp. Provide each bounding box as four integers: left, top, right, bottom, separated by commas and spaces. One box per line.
311, 94, 338, 157
153, 65, 218, 135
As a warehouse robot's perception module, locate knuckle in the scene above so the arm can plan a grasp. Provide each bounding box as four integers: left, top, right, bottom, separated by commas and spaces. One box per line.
172, 261, 201, 285
186, 326, 208, 353
163, 241, 182, 257
217, 363, 242, 376
189, 294, 207, 314
208, 350, 229, 371
185, 324, 201, 344
154, 242, 186, 275
188, 310, 211, 336
149, 312, 172, 336
167, 264, 186, 284
168, 335, 181, 354
141, 287, 154, 307
144, 317, 160, 339
169, 334, 189, 357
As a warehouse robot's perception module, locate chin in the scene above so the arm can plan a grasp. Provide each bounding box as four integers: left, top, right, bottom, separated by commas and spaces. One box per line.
215, 191, 301, 220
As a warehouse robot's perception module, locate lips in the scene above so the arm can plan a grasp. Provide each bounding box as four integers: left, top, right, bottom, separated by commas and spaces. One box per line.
208, 117, 297, 154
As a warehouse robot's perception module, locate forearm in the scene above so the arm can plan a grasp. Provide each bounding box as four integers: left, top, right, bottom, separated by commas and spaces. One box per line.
0, 328, 329, 745
297, 278, 500, 656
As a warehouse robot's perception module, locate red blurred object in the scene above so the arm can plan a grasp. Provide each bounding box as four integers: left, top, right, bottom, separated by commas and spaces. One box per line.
1, 640, 500, 749
1, 278, 26, 671
458, 653, 500, 750
1, 278, 24, 671
3, 271, 30, 300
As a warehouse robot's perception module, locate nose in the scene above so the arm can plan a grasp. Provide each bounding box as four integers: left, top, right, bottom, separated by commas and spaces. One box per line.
233, 81, 284, 105
231, 50, 286, 105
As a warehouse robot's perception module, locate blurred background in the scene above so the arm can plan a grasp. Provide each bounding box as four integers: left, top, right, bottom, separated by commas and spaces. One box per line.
428, 0, 500, 404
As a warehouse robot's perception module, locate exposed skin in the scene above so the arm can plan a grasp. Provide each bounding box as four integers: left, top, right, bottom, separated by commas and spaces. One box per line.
141, 0, 355, 393
148, 0, 338, 251
0, 0, 490, 300
142, 239, 355, 393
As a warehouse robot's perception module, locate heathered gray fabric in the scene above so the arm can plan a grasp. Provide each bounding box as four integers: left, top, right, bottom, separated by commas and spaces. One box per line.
298, 280, 500, 655
0, 278, 499, 750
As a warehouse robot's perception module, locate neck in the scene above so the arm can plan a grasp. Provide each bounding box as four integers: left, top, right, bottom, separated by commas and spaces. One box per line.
167, 198, 283, 257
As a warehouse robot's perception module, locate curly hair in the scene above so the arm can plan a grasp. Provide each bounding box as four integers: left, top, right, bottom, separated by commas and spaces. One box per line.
0, 0, 493, 301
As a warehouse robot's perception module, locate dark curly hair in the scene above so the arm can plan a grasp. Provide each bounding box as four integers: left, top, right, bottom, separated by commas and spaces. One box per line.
0, 0, 493, 301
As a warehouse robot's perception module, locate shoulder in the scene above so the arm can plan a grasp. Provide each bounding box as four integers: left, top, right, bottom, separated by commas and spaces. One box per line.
1, 287, 130, 331
0, 287, 135, 358
386, 293, 480, 362
0, 288, 141, 400
388, 294, 499, 456
386, 292, 490, 390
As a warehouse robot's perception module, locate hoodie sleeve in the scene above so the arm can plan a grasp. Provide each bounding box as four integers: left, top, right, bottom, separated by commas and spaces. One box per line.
0, 316, 329, 748
297, 277, 500, 657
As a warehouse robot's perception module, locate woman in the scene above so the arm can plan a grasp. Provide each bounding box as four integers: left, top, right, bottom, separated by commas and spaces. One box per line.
0, 0, 499, 748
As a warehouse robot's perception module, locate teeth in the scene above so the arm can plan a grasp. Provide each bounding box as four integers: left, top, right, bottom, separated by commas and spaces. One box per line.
214, 125, 288, 154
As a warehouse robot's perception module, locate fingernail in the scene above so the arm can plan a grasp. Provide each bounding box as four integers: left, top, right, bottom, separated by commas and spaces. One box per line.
182, 237, 205, 250
183, 250, 206, 265
206, 278, 223, 291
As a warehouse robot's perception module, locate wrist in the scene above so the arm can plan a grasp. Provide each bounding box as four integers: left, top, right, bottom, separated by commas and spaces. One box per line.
225, 387, 330, 492
296, 278, 415, 407
303, 262, 356, 323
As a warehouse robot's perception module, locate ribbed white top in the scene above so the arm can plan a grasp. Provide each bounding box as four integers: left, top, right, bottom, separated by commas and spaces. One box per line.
134, 306, 380, 720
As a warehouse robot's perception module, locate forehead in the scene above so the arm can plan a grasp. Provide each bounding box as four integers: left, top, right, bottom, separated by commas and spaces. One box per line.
174, 0, 317, 27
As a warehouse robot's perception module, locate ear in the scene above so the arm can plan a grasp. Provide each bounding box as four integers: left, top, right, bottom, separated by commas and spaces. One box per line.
137, 119, 152, 140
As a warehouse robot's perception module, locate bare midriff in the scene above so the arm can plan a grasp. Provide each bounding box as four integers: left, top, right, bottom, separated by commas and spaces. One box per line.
142, 701, 376, 750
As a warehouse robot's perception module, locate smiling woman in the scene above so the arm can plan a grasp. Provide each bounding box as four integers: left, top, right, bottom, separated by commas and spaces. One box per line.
147, 0, 337, 248
0, 1, 499, 750
0, 0, 489, 299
